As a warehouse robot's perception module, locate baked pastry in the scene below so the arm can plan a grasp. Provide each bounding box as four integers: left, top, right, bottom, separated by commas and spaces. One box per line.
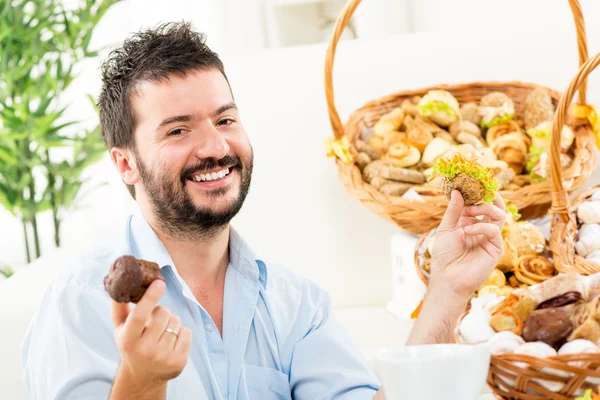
373, 108, 405, 138
378, 165, 426, 184
401, 98, 419, 117
355, 140, 383, 161
502, 221, 546, 256
104, 255, 164, 303
521, 306, 573, 348
405, 126, 433, 153
367, 136, 384, 152
485, 120, 521, 146
514, 255, 556, 286
432, 153, 499, 205
382, 131, 407, 152
490, 132, 531, 175
421, 137, 453, 167
449, 120, 481, 138
362, 160, 393, 182
382, 142, 421, 168
460, 102, 482, 126
523, 88, 555, 130
578, 201, 600, 224
497, 237, 519, 273
355, 153, 371, 171
479, 92, 516, 129
417, 90, 460, 127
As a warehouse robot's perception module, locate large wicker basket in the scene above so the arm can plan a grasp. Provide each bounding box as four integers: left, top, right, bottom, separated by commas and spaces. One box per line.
455, 313, 600, 400
324, 0, 595, 235
549, 52, 600, 275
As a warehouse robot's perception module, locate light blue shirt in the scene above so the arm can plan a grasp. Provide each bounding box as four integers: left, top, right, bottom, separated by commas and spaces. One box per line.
21, 211, 379, 399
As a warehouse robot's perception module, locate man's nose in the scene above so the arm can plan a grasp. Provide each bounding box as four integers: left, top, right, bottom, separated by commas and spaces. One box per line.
192, 124, 229, 161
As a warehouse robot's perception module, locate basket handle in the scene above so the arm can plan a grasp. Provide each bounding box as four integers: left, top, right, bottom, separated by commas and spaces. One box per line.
550, 51, 600, 222
324, 0, 589, 141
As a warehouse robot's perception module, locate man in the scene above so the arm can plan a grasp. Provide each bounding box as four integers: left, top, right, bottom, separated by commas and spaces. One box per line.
21, 22, 506, 400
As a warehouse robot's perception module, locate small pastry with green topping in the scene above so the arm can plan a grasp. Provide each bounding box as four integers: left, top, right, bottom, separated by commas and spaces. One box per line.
417, 90, 460, 127
478, 92, 516, 129
432, 153, 500, 206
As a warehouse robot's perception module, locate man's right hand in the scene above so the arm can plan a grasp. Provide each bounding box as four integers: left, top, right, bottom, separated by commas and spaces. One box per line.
109, 280, 192, 399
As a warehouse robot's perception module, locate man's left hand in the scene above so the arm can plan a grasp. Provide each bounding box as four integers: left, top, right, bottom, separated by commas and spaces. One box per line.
429, 190, 506, 302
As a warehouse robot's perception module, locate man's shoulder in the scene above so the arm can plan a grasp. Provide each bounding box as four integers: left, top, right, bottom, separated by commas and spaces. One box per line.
259, 259, 327, 308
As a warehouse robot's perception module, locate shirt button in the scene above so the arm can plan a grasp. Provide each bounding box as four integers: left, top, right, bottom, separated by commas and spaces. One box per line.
205, 323, 214, 332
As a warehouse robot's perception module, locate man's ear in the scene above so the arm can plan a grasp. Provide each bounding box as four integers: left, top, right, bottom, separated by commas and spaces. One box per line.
110, 147, 140, 186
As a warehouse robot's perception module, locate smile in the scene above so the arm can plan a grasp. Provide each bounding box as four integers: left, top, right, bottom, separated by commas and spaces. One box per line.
188, 167, 231, 182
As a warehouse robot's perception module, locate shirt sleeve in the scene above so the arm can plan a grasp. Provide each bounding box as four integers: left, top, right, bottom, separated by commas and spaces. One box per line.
287, 281, 381, 400
21, 277, 119, 400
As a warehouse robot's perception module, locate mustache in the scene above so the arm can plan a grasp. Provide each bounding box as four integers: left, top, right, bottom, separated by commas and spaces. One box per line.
181, 155, 241, 182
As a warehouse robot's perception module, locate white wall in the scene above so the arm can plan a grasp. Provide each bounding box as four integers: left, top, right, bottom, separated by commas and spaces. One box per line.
2, 0, 600, 307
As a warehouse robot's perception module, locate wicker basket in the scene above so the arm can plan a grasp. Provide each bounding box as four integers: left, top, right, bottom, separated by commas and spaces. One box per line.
548, 50, 600, 276
455, 313, 600, 400
324, 0, 595, 235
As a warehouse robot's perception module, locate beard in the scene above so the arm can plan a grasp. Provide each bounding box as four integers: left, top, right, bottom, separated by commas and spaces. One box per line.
135, 148, 253, 240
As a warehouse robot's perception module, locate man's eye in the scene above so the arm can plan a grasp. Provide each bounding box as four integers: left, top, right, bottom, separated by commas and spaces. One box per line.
218, 118, 234, 126
168, 128, 184, 136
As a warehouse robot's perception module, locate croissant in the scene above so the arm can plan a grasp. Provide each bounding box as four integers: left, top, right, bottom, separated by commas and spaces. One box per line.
491, 132, 531, 175
373, 108, 405, 138
486, 120, 521, 146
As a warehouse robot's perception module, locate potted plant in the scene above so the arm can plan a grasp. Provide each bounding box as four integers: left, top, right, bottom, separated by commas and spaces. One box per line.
0, 0, 120, 264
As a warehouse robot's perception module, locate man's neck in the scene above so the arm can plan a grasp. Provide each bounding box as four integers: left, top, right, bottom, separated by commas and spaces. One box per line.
157, 225, 230, 290
141, 208, 231, 291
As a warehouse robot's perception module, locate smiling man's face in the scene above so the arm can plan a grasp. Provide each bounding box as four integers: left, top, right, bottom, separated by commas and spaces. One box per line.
124, 68, 253, 237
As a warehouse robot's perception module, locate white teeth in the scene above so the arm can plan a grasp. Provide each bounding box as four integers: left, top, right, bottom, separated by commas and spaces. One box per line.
191, 168, 231, 182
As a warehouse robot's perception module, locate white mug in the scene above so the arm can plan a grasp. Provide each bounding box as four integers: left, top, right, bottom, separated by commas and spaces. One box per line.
374, 343, 491, 400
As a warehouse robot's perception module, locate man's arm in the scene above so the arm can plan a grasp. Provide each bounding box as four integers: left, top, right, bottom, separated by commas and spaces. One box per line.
406, 191, 506, 346
405, 281, 469, 345
109, 366, 168, 400
370, 192, 506, 399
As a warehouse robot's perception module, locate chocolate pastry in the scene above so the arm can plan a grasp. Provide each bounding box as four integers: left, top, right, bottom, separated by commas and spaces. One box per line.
104, 255, 164, 303
521, 306, 574, 349
536, 292, 583, 310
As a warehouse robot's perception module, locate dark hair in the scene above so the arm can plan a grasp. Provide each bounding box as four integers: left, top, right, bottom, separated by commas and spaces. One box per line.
98, 21, 228, 199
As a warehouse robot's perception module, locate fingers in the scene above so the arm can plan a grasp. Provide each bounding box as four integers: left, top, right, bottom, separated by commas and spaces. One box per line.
439, 191, 465, 232
464, 222, 500, 238
464, 203, 507, 230
112, 301, 131, 328
175, 326, 192, 354
493, 192, 506, 212
159, 315, 182, 349
124, 280, 166, 339
143, 306, 172, 342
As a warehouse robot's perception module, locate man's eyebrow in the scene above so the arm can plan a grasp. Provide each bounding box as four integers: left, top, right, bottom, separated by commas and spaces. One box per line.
156, 102, 238, 131
211, 102, 237, 118
157, 114, 194, 130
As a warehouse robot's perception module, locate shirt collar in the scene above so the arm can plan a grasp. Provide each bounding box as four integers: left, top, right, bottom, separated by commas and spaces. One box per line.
126, 210, 267, 288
